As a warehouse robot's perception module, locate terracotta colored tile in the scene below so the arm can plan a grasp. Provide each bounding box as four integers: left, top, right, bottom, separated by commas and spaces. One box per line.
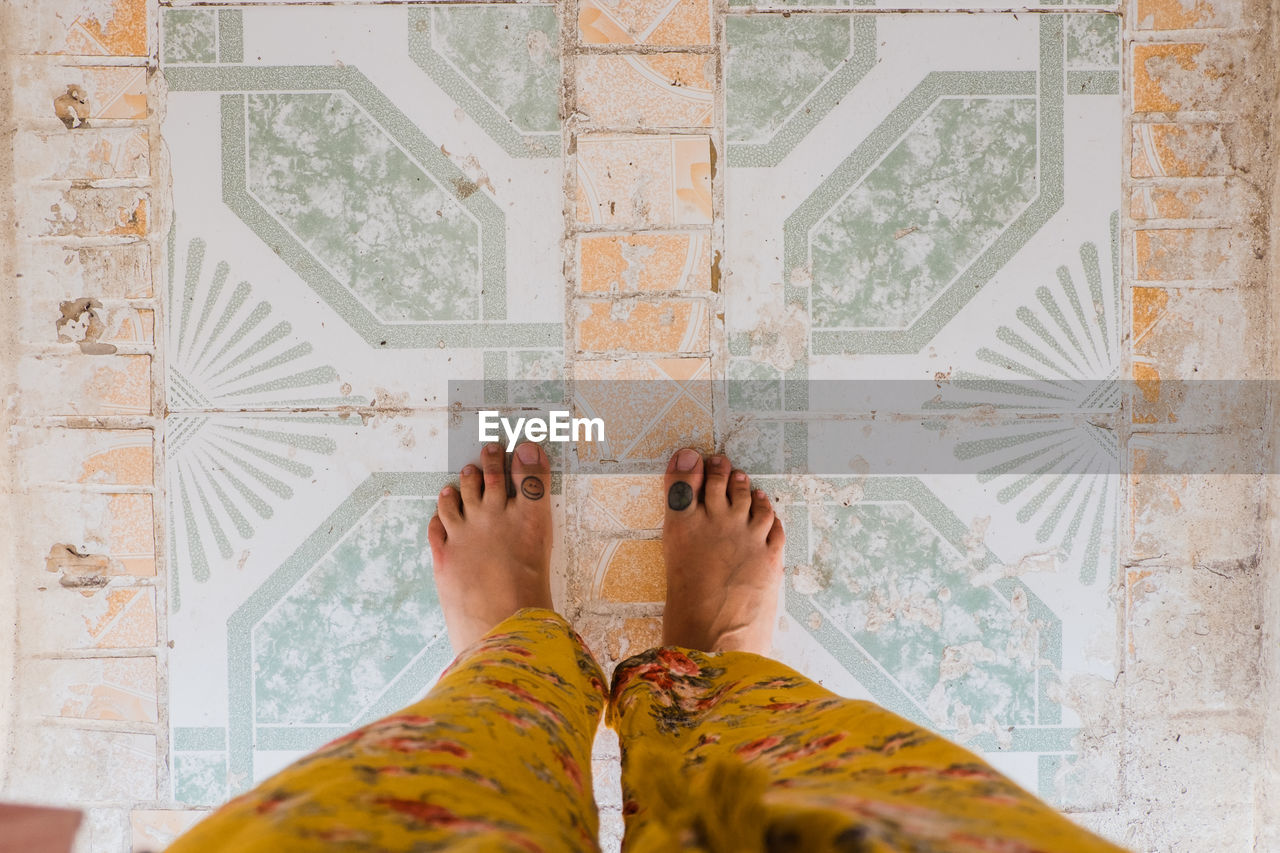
64, 0, 149, 56
593, 539, 666, 603
574, 358, 713, 464
25, 586, 157, 651
25, 657, 157, 723
1133, 44, 1228, 113
1131, 287, 1265, 423
606, 617, 664, 660
1128, 181, 1239, 220
35, 298, 154, 350
1131, 124, 1230, 177
17, 354, 151, 417
15, 128, 149, 182
17, 429, 153, 487
132, 810, 207, 852
1135, 228, 1237, 281
108, 494, 156, 576
576, 134, 711, 227
575, 297, 710, 354
578, 232, 712, 293
1128, 434, 1264, 564
15, 63, 147, 122
30, 187, 149, 238
585, 475, 666, 530
577, 55, 713, 128
1134, 0, 1240, 30
579, 0, 711, 46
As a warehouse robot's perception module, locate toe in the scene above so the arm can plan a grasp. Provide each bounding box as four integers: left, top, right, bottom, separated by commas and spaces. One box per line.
703, 454, 731, 514
437, 484, 463, 526
749, 488, 774, 534
512, 442, 550, 505
480, 442, 508, 504
428, 514, 447, 555
766, 514, 786, 552
459, 463, 482, 507
728, 469, 752, 515
664, 448, 704, 517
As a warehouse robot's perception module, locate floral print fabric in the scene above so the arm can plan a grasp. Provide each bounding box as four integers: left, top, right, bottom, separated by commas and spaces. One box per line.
171, 609, 1125, 853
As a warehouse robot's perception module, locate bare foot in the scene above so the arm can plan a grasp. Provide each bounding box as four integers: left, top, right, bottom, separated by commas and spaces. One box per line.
661, 449, 785, 654
428, 442, 555, 652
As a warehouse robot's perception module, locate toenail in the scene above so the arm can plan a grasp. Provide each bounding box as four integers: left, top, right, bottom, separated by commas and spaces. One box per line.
516, 442, 541, 465
734, 472, 747, 482
441, 486, 454, 496
710, 455, 726, 469
462, 464, 477, 475
676, 449, 699, 471
484, 443, 500, 456
755, 489, 766, 498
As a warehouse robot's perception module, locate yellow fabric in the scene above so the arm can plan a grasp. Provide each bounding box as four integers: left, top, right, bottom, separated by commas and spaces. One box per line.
171, 609, 1127, 853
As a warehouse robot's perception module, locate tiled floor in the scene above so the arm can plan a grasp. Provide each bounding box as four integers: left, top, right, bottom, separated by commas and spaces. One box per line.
6, 0, 1275, 850
156, 0, 1121, 820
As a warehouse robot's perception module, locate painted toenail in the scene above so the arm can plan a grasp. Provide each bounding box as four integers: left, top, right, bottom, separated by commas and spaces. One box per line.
516, 443, 541, 465
676, 449, 699, 471
734, 472, 747, 482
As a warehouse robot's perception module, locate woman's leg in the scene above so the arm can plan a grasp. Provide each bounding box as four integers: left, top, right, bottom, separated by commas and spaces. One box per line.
607, 450, 1126, 853
170, 444, 607, 852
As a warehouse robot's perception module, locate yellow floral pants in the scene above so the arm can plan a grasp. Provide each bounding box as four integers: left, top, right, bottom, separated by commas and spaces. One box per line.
169, 609, 1126, 853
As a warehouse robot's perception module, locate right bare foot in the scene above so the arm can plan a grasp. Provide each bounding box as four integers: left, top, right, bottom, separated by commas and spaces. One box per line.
660, 449, 785, 654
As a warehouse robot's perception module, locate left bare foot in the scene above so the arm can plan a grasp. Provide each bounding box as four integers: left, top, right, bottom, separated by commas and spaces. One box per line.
428, 442, 555, 652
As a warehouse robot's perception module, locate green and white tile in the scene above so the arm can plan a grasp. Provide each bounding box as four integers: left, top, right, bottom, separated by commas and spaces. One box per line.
727, 12, 1121, 802
160, 4, 569, 797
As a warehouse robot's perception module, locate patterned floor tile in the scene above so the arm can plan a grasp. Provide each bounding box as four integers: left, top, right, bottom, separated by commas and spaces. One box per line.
160, 4, 563, 409
576, 134, 712, 227
725, 11, 1122, 799
576, 55, 714, 129
578, 231, 713, 294
159, 3, 571, 798
579, 0, 713, 46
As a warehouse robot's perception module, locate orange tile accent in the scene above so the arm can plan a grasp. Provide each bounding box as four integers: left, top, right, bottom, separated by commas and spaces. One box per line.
577, 55, 713, 128
579, 0, 711, 46
1131, 124, 1227, 178
1131, 286, 1171, 345
79, 443, 153, 486
576, 298, 710, 354
579, 232, 712, 294
1129, 186, 1197, 219
606, 617, 664, 660
83, 67, 148, 120
585, 475, 666, 529
1134, 0, 1230, 29
576, 134, 712, 227
46, 657, 157, 722
596, 539, 666, 602
66, 0, 148, 56
108, 494, 156, 576
574, 358, 713, 464
1132, 44, 1225, 113
90, 355, 152, 415
132, 810, 206, 851
86, 588, 157, 648
1135, 229, 1231, 280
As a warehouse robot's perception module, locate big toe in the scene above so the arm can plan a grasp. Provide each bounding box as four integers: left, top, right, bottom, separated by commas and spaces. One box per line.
664, 448, 704, 520
511, 442, 551, 508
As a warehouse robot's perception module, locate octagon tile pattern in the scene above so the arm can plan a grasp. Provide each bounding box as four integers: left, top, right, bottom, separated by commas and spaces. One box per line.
158, 2, 1123, 834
